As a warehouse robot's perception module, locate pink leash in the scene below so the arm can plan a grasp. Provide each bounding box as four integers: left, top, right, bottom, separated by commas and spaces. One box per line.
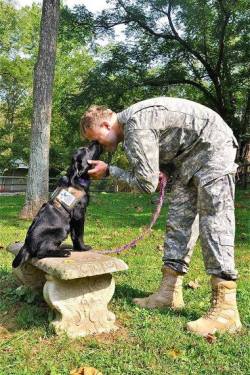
97, 173, 168, 254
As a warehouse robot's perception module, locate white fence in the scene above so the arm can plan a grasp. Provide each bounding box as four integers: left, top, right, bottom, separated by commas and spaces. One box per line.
0, 176, 120, 194
1, 167, 249, 195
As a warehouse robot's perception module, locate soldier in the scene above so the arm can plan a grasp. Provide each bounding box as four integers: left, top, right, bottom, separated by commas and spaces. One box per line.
80, 97, 242, 336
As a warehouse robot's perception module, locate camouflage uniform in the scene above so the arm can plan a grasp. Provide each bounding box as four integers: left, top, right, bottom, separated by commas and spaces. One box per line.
109, 97, 238, 279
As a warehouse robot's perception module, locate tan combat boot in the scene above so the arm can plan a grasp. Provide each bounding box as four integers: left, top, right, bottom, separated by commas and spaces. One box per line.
133, 266, 185, 309
186, 276, 242, 336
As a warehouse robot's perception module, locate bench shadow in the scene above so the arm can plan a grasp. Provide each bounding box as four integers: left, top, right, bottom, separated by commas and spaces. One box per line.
0, 262, 200, 337
0, 267, 50, 334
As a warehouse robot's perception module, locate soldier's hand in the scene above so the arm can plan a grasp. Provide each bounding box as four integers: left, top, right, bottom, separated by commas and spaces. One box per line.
87, 160, 109, 180
156, 172, 167, 191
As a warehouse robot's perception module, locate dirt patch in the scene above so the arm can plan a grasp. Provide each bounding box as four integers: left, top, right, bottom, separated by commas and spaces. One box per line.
0, 305, 22, 332
0, 325, 12, 340
93, 323, 131, 345
235, 203, 248, 209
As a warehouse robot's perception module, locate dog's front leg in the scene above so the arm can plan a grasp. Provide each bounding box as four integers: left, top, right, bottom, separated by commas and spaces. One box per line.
36, 242, 71, 259
70, 216, 92, 251
36, 249, 71, 259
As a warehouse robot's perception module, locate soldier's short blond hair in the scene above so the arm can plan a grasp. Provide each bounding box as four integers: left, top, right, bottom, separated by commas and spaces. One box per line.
80, 105, 113, 138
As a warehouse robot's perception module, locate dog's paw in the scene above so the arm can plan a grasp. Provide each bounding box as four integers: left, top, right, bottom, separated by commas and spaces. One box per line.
61, 249, 71, 257
73, 244, 92, 252
82, 245, 92, 251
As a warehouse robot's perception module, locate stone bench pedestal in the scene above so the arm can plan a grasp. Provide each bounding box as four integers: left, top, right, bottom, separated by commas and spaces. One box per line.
7, 243, 128, 338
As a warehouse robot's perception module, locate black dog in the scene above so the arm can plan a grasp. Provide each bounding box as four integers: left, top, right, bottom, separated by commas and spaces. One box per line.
12, 141, 102, 268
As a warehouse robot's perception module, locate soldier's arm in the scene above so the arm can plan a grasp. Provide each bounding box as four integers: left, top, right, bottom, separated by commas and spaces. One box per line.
109, 129, 159, 193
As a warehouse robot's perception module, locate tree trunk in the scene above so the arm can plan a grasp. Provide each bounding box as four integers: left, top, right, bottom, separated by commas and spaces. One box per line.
20, 0, 60, 219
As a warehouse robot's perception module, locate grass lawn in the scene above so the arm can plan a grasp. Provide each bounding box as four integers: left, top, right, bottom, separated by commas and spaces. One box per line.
0, 189, 249, 375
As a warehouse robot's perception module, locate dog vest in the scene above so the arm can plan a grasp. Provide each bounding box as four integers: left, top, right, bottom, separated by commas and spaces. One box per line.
50, 187, 86, 213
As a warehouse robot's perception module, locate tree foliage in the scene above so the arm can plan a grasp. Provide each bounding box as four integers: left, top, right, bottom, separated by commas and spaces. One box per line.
0, 1, 41, 170
0, 0, 249, 176
0, 1, 95, 173
76, 0, 249, 139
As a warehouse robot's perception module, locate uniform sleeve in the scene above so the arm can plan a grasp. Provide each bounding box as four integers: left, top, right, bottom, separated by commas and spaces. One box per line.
109, 129, 159, 193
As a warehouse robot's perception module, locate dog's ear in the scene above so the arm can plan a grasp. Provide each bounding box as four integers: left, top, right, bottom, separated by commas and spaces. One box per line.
70, 148, 84, 175
77, 148, 89, 175
70, 144, 102, 179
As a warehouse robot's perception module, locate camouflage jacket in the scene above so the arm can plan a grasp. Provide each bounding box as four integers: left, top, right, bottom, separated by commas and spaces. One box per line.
109, 97, 238, 193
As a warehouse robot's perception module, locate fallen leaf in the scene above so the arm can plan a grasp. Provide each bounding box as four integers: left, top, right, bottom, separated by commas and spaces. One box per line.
102, 235, 113, 240
0, 326, 11, 341
205, 333, 217, 344
187, 279, 200, 289
2, 347, 13, 353
135, 206, 143, 213
70, 367, 103, 375
15, 285, 27, 296
167, 349, 182, 359
156, 245, 164, 252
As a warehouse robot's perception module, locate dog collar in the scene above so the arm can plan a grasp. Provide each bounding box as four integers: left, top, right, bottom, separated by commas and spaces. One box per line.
76, 177, 90, 189
50, 187, 85, 212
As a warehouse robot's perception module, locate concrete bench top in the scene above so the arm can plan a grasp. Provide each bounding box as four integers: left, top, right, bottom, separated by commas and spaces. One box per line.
7, 242, 128, 280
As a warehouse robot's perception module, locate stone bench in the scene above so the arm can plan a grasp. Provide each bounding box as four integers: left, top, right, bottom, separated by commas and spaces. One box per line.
7, 242, 128, 339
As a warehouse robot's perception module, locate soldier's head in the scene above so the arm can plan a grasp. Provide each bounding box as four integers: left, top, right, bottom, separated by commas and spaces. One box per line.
80, 105, 124, 152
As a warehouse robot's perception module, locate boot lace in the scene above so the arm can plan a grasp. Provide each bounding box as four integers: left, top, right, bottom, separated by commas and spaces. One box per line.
204, 288, 223, 319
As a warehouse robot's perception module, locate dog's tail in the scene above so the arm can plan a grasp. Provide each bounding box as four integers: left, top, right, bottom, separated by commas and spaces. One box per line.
12, 246, 30, 268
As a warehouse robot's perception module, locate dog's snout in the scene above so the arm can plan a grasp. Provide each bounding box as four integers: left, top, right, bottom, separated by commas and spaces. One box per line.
90, 142, 103, 159
70, 142, 102, 180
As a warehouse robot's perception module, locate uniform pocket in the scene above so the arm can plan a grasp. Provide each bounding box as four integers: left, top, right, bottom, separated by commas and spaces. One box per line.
219, 234, 234, 247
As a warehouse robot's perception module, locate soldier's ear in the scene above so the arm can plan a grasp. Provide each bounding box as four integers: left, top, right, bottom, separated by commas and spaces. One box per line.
100, 121, 111, 130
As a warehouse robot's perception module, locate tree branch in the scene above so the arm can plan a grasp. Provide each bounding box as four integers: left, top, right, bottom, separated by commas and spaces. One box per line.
104, 1, 225, 111
118, 0, 220, 92
166, 1, 217, 84
216, 4, 231, 75
95, 19, 126, 30
242, 89, 250, 136
116, 0, 175, 39
144, 76, 218, 105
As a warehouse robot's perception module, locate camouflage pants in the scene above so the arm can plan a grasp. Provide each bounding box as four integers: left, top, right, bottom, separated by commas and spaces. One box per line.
162, 174, 238, 280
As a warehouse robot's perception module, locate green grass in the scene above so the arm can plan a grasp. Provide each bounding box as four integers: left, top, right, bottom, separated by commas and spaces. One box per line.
0, 189, 249, 375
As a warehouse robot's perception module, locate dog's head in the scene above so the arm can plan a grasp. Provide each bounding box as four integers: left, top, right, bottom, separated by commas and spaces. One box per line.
64, 141, 103, 189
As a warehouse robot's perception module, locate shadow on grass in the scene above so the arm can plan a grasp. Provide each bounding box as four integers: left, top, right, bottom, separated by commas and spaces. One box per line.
0, 193, 168, 231
114, 283, 201, 320
0, 268, 49, 334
